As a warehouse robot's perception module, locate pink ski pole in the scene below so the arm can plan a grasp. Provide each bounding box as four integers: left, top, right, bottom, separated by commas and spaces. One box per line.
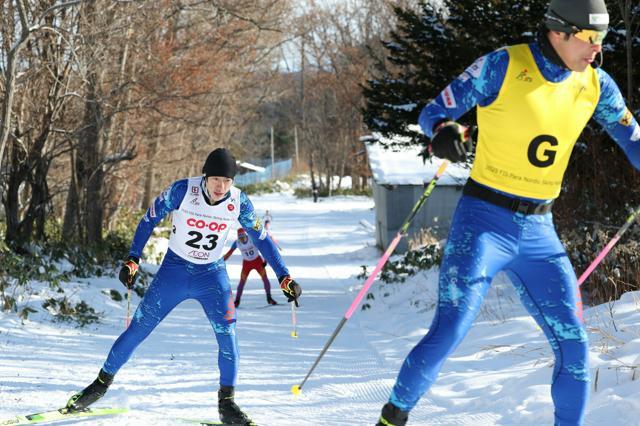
575, 205, 640, 319
291, 160, 450, 395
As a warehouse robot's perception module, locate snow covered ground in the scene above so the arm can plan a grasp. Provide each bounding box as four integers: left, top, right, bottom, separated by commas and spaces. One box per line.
1, 193, 640, 425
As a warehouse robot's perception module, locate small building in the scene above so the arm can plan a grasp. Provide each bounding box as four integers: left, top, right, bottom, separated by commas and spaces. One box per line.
366, 139, 470, 253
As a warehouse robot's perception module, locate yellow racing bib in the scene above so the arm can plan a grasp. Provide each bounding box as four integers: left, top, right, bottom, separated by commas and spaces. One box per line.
471, 44, 600, 199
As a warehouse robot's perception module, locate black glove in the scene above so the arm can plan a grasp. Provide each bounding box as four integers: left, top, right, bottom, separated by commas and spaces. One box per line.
422, 121, 473, 163
279, 276, 302, 307
118, 256, 139, 289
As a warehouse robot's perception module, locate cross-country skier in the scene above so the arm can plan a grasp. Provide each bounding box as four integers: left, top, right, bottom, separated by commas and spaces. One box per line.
65, 148, 302, 425
377, 1, 640, 425
261, 209, 281, 250
223, 227, 278, 307
262, 210, 273, 229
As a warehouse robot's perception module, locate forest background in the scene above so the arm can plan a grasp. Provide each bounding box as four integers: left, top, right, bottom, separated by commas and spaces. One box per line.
1, 0, 639, 320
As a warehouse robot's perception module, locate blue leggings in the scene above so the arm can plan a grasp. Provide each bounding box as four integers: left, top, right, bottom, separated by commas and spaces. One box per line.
103, 250, 239, 386
389, 195, 588, 426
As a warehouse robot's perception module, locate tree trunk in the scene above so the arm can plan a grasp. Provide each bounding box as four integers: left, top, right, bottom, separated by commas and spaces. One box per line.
614, 0, 633, 105
21, 160, 50, 242
77, 68, 105, 245
3, 146, 25, 246
0, 9, 30, 176
142, 122, 161, 208
62, 158, 79, 242
623, 1, 634, 107
309, 151, 317, 194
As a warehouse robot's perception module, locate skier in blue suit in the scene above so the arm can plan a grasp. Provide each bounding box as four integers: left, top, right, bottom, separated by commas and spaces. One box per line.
66, 148, 302, 425
377, 1, 640, 425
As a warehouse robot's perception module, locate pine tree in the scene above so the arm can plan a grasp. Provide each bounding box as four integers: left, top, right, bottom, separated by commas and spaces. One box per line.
362, 0, 547, 147
362, 0, 640, 304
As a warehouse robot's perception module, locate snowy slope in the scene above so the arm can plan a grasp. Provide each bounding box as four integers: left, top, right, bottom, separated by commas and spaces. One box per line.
1, 193, 640, 425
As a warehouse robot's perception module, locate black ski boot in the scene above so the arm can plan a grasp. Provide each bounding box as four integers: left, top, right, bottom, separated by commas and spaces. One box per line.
218, 385, 253, 425
376, 402, 409, 426
66, 369, 114, 412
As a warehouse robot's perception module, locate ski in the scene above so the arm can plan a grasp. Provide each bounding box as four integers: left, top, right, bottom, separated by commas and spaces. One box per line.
0, 407, 128, 425
178, 418, 258, 426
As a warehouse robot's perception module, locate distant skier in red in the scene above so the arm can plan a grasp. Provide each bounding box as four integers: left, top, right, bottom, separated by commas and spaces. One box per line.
224, 227, 278, 307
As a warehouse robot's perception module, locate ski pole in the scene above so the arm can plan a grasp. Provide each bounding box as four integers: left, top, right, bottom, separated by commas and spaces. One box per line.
290, 301, 298, 338
291, 160, 450, 395
575, 204, 640, 319
125, 287, 132, 328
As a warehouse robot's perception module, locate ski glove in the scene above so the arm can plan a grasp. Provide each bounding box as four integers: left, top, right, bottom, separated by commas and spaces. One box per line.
279, 276, 302, 307
118, 256, 139, 289
421, 121, 473, 163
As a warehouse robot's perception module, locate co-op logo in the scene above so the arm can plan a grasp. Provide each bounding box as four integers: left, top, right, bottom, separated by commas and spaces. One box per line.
186, 218, 228, 232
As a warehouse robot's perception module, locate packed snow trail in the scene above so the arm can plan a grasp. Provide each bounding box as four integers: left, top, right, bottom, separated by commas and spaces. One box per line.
0, 195, 416, 425
2, 193, 640, 425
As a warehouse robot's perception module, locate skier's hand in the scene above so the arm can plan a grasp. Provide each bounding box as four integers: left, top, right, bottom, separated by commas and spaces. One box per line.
222, 248, 234, 261
421, 121, 473, 163
279, 276, 302, 307
118, 256, 139, 289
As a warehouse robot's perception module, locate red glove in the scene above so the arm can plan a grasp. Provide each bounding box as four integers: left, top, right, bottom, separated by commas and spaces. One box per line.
279, 276, 302, 307
118, 257, 139, 289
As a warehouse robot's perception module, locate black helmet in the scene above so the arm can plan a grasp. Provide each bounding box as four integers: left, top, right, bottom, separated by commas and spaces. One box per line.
202, 148, 237, 179
545, 0, 609, 33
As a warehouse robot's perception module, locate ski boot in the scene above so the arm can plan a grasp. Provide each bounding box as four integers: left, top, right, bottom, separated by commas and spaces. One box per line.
66, 369, 114, 412
218, 385, 253, 425
376, 402, 409, 426
266, 296, 278, 305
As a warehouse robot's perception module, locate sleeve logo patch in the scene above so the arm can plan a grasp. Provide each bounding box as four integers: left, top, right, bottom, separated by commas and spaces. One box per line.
150, 203, 156, 218
159, 184, 172, 201
191, 186, 199, 195
442, 86, 457, 109
227, 204, 235, 211
252, 217, 262, 231
619, 108, 634, 127
465, 55, 486, 79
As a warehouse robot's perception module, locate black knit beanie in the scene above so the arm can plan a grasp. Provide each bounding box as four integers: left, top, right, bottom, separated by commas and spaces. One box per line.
202, 148, 237, 178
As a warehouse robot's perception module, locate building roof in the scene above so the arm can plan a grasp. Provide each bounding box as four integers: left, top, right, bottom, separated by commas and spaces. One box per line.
365, 137, 470, 186
237, 161, 266, 172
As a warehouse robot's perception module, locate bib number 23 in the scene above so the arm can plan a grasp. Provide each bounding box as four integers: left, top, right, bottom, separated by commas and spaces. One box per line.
185, 231, 219, 250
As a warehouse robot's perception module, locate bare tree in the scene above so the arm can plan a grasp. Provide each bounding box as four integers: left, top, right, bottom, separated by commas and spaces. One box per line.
2, 0, 397, 250
56, 0, 291, 243
288, 0, 397, 193
1, 1, 82, 248
0, 0, 81, 176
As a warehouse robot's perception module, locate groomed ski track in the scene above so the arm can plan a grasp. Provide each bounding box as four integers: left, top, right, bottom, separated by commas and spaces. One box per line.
1, 194, 502, 425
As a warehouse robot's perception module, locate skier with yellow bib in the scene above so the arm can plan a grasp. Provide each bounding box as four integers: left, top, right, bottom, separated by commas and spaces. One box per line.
377, 0, 640, 425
